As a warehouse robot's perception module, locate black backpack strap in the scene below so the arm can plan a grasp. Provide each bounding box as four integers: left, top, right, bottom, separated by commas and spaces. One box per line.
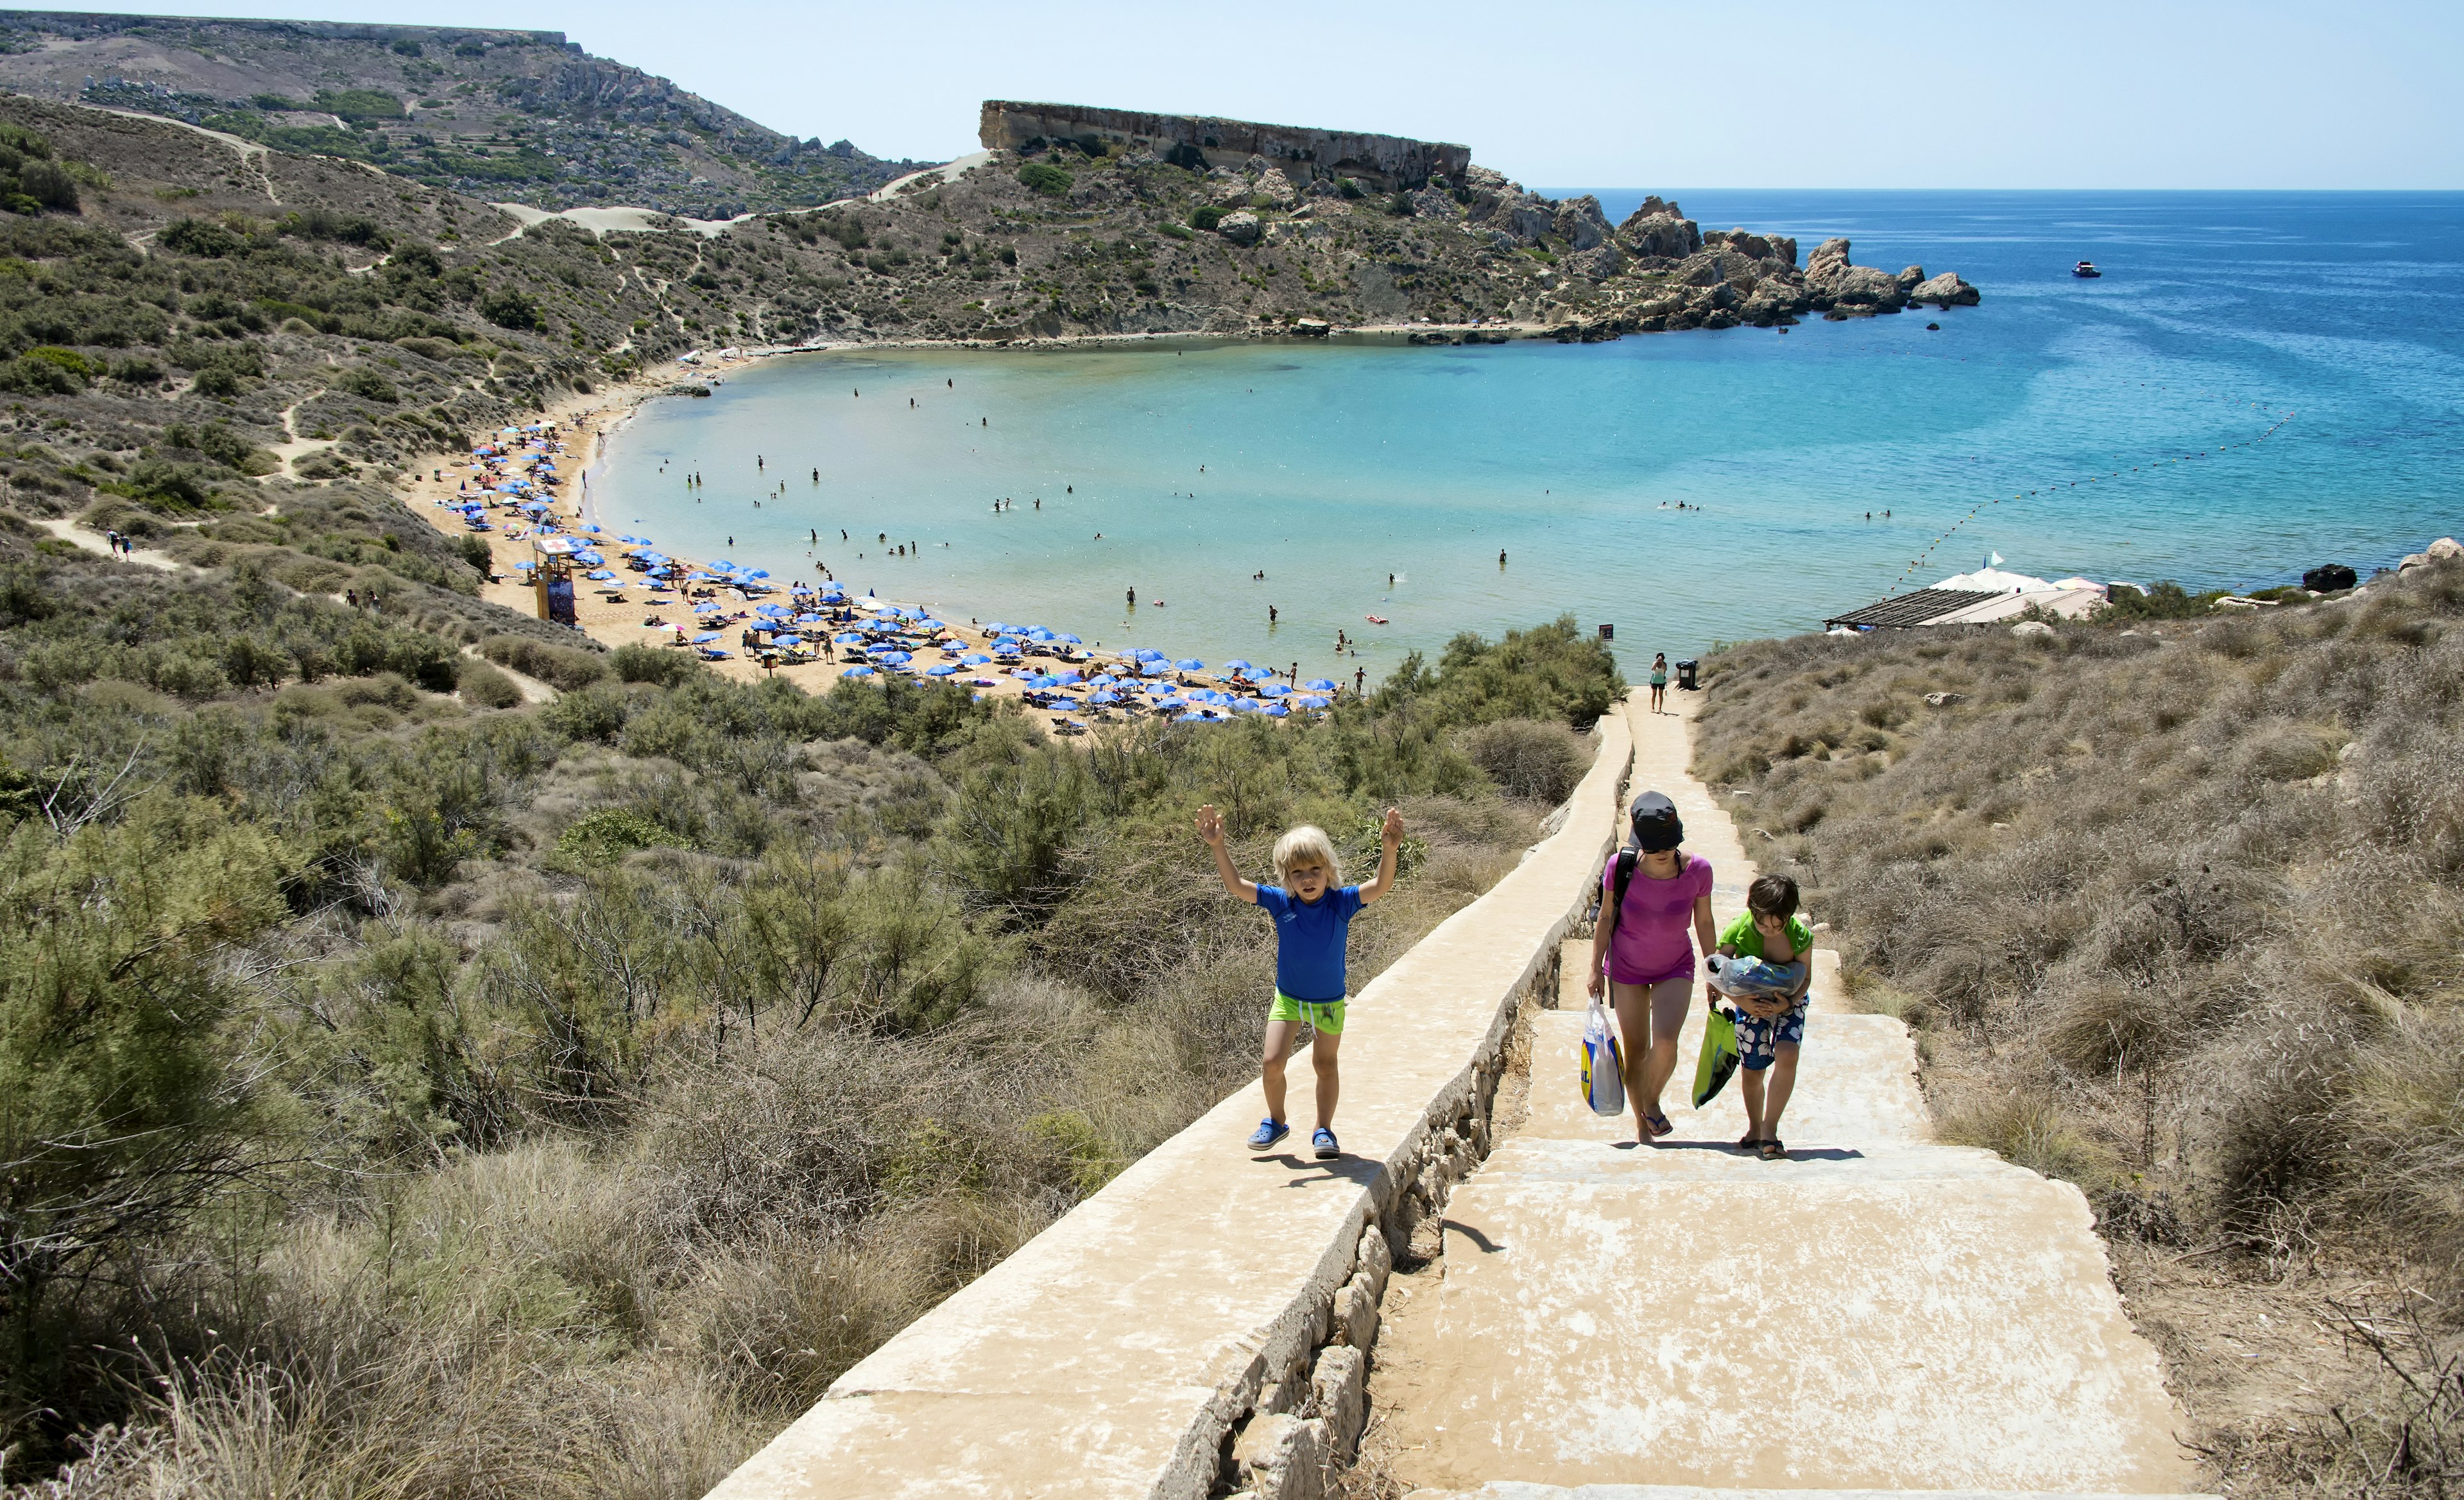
1612, 848, 1637, 917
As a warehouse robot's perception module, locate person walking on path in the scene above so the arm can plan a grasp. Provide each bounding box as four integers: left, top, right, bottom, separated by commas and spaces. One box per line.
1649, 653, 1669, 714
1197, 806, 1403, 1161
1712, 874, 1815, 1158
1586, 791, 1716, 1142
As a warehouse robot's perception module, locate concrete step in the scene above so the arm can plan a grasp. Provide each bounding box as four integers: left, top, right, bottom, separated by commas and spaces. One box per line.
1524, 998, 1928, 1150
1382, 1149, 2191, 1493
1409, 1478, 2218, 1487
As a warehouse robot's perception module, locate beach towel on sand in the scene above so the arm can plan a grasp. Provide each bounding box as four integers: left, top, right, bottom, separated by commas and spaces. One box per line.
1580, 999, 1625, 1117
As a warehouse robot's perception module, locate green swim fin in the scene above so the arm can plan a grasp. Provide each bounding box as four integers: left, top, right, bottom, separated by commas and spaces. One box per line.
1693, 1004, 1740, 1110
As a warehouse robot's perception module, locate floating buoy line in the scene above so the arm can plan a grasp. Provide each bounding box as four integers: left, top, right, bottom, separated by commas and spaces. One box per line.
1883, 404, 2297, 596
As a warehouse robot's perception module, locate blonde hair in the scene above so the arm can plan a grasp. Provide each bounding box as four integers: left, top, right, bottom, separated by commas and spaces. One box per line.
1272, 824, 1341, 885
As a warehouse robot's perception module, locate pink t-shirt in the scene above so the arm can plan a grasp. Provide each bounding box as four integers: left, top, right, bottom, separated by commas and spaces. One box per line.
1601, 852, 1713, 985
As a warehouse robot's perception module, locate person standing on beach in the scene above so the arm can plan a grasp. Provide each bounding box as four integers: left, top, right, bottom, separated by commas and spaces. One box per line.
1586, 792, 1716, 1143
1650, 653, 1669, 714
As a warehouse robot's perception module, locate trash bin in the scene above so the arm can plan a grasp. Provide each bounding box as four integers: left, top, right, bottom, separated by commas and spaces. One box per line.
1675, 659, 1698, 691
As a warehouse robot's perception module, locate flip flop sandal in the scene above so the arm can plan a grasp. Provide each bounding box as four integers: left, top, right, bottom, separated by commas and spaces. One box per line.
1736, 1132, 1760, 1151
1758, 1137, 1786, 1160
1641, 1110, 1674, 1139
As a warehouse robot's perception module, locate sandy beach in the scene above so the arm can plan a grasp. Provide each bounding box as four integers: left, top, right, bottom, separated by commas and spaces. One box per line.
396, 325, 1500, 714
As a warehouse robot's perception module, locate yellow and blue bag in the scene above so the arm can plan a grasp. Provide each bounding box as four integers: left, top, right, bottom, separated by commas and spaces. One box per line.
1580, 999, 1626, 1117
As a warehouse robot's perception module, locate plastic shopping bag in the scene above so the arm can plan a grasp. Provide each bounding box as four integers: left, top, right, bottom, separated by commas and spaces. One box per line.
1706, 953, 1806, 1002
1580, 999, 1626, 1117
1693, 1003, 1741, 1109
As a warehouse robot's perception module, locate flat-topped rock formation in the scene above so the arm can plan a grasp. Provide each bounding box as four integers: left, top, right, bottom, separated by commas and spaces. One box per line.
978, 100, 1469, 189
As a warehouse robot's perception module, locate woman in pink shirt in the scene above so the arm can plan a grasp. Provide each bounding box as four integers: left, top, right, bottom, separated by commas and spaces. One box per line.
1586, 791, 1717, 1141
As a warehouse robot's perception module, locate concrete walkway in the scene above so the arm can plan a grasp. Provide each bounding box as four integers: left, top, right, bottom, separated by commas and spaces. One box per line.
705, 712, 1639, 1500
1376, 691, 2203, 1497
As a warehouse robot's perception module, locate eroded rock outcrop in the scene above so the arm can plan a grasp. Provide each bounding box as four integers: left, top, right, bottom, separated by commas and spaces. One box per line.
1912, 270, 1981, 306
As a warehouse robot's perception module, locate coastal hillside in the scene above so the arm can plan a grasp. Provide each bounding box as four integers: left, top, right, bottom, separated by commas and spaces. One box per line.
1695, 558, 2464, 1495
0, 10, 918, 216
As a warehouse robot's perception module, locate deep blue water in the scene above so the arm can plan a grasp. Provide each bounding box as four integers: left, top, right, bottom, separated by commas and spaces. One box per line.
592, 191, 2464, 673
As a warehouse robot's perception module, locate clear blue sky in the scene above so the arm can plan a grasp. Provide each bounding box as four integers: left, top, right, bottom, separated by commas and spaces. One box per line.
50, 0, 2464, 187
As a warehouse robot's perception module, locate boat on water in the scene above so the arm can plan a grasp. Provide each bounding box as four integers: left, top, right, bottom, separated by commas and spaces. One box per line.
2073, 260, 2103, 279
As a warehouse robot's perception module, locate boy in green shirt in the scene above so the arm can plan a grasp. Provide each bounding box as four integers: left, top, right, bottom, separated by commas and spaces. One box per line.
1713, 874, 1815, 1159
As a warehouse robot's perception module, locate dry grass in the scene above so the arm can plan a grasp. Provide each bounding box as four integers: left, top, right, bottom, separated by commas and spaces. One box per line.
2, 799, 1548, 1500
1695, 557, 2464, 1490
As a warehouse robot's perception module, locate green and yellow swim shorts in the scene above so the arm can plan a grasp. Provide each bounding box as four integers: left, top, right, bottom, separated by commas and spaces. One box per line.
1269, 990, 1347, 1034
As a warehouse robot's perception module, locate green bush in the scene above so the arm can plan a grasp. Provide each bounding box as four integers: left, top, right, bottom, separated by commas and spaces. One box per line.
456, 656, 523, 708
311, 88, 405, 121
479, 288, 543, 332
545, 807, 692, 874
1189, 205, 1226, 232
477, 633, 611, 692
1157, 221, 1192, 241
1017, 162, 1074, 197
157, 217, 246, 258
337, 367, 400, 404
0, 352, 82, 394
612, 641, 703, 686
2101, 580, 2218, 619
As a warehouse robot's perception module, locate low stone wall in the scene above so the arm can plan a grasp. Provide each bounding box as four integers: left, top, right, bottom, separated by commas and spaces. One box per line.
702, 714, 1634, 1500
977, 100, 1471, 189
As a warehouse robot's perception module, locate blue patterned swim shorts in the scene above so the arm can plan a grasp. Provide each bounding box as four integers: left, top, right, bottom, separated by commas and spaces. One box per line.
1734, 999, 1808, 1070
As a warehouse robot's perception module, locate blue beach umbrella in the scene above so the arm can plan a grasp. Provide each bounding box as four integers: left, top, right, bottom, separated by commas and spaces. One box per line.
1175, 659, 1205, 671
774, 635, 803, 648
874, 650, 913, 665
960, 653, 991, 665
1088, 689, 1120, 705
926, 663, 959, 677
1296, 694, 1331, 709
1057, 634, 1082, 644
691, 632, 721, 644
1304, 678, 1338, 691
585, 569, 616, 581
1139, 660, 1168, 676
1260, 683, 1292, 698
833, 633, 866, 645
843, 665, 877, 678
1224, 659, 1254, 671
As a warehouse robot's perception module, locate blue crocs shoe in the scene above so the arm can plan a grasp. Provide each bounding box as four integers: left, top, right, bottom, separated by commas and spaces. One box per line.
1312, 1126, 1340, 1160
1247, 1118, 1291, 1150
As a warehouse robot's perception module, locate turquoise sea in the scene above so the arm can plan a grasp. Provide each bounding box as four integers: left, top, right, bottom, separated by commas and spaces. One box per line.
590, 191, 2464, 675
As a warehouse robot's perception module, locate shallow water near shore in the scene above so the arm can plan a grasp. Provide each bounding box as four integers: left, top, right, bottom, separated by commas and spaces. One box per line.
593, 190, 2464, 673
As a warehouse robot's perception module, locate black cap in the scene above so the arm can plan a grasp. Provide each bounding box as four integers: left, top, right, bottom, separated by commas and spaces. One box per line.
1630, 791, 1684, 852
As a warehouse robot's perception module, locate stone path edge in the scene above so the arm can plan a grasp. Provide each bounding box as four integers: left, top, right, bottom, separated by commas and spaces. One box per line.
702, 712, 1638, 1500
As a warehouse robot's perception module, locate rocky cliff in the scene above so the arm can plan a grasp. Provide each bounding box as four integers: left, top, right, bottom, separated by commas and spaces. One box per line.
0, 10, 919, 216
979, 101, 1469, 190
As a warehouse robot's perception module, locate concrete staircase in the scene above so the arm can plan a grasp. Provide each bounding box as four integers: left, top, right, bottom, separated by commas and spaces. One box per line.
1377, 694, 2204, 1499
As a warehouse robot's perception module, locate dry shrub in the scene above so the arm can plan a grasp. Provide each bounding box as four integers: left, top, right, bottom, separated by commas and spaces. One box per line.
1458, 718, 1591, 803
1698, 557, 2464, 1284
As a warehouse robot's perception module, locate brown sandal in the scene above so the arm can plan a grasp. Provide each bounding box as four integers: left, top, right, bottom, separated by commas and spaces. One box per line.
1758, 1137, 1786, 1160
